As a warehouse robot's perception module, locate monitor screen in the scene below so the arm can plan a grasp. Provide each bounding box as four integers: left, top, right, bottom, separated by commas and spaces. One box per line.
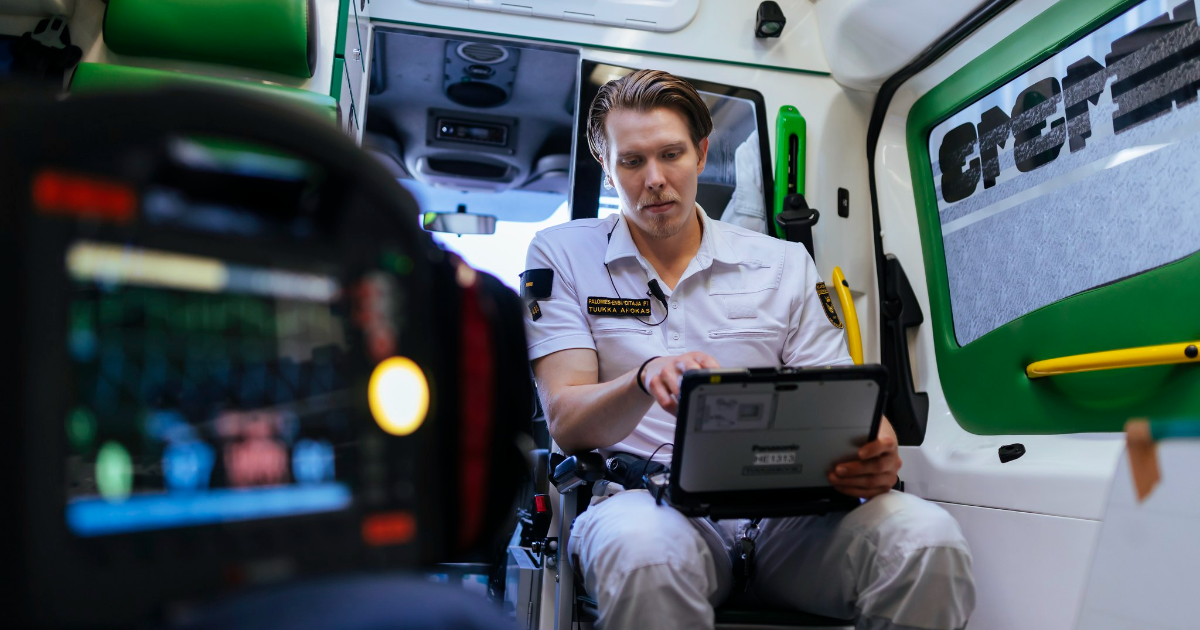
63, 241, 355, 537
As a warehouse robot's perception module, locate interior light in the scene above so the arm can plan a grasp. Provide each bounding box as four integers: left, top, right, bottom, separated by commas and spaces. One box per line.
368, 357, 430, 436
755, 1, 786, 38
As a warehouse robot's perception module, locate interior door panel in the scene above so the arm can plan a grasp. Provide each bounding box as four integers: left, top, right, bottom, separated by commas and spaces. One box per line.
905, 0, 1200, 435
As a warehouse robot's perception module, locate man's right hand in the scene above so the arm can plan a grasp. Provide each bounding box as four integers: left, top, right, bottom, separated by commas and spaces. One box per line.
641, 351, 721, 415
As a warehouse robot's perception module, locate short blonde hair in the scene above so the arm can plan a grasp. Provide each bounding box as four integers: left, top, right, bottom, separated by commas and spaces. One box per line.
586, 69, 713, 165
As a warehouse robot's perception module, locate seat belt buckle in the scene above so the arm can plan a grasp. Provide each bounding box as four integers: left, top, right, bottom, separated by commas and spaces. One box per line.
775, 193, 820, 230
32, 16, 70, 50
15, 15, 82, 85
774, 193, 820, 258
529, 493, 552, 542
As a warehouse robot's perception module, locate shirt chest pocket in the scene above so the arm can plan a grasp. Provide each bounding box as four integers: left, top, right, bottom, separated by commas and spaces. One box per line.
591, 326, 657, 379
708, 256, 783, 297
592, 326, 654, 338
709, 261, 783, 321
704, 326, 782, 366
708, 328, 778, 340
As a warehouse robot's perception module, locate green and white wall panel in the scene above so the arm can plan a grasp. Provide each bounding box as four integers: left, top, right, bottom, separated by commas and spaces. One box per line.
871, 6, 1200, 629
331, 0, 372, 143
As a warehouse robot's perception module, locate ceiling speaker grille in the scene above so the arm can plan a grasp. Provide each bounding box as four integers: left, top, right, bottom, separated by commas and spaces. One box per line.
456, 42, 509, 64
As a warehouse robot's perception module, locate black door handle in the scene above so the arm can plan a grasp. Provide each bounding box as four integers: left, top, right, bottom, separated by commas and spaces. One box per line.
881, 255, 929, 445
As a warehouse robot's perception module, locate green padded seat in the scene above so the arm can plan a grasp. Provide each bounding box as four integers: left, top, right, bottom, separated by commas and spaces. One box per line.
103, 0, 317, 78
70, 62, 337, 125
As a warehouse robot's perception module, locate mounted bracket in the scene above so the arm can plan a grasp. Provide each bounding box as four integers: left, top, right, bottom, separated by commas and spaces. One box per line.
774, 193, 819, 260
881, 255, 928, 445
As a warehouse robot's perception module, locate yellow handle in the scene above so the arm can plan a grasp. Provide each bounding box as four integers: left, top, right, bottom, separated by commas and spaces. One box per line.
831, 267, 863, 365
1026, 341, 1200, 379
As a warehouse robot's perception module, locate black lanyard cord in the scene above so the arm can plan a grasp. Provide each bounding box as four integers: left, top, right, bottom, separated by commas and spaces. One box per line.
604, 261, 670, 327
605, 216, 669, 326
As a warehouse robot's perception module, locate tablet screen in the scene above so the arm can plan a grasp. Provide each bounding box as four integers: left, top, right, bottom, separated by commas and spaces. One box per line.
696, 391, 775, 432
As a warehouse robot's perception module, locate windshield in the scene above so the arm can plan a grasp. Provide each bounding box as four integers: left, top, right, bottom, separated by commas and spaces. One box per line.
401, 179, 570, 290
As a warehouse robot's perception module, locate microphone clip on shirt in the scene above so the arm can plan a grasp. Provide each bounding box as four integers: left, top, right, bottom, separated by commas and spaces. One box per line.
603, 217, 670, 326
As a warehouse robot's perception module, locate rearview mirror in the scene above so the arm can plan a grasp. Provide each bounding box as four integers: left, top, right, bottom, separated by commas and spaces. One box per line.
422, 210, 497, 235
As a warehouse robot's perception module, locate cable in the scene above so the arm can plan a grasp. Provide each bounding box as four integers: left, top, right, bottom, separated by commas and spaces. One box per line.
638, 442, 673, 488
604, 216, 670, 326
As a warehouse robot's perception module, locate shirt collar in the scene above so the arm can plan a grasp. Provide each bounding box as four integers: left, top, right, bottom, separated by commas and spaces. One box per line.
697, 209, 743, 268
602, 211, 640, 265
602, 204, 743, 268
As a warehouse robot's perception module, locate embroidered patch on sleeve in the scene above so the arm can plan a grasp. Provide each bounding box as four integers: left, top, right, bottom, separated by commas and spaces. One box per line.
815, 282, 844, 329
520, 268, 553, 300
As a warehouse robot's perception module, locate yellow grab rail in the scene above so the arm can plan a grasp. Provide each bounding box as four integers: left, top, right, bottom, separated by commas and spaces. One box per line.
1026, 341, 1200, 379
831, 266, 863, 365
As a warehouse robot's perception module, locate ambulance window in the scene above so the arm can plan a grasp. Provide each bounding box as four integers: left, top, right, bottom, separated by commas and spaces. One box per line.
573, 62, 773, 230
925, 0, 1200, 346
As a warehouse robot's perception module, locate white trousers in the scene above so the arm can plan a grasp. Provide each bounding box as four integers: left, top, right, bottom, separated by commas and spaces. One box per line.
568, 490, 975, 630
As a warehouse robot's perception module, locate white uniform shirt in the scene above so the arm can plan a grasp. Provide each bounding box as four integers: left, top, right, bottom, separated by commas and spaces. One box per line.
524, 207, 851, 460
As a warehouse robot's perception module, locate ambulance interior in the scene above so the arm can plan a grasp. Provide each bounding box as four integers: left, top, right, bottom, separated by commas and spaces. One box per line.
2, 1, 1198, 629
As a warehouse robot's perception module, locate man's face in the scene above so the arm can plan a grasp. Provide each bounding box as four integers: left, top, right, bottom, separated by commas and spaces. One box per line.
603, 107, 708, 240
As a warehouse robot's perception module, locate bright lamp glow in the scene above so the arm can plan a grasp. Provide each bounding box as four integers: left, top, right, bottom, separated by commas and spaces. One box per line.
368, 357, 430, 436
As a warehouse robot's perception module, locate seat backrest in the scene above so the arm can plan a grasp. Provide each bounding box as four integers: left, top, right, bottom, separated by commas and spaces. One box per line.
70, 61, 337, 123
103, 0, 318, 79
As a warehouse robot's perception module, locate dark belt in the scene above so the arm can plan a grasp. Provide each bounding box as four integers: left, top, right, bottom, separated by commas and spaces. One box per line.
603, 452, 668, 490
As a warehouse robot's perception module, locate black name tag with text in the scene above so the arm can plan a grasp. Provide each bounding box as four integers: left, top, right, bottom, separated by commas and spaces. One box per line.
587, 297, 651, 317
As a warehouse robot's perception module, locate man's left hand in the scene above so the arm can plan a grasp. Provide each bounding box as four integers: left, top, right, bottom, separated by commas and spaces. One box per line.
828, 416, 901, 500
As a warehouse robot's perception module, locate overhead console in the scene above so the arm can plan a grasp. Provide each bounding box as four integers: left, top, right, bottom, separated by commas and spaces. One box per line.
444, 41, 519, 108
428, 109, 516, 153
416, 155, 519, 192
367, 29, 577, 197
433, 114, 512, 149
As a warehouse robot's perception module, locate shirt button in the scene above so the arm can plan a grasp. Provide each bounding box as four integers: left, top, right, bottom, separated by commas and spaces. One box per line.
671, 301, 678, 309
672, 332, 680, 341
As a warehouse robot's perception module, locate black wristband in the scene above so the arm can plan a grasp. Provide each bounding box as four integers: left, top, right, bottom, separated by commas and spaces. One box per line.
635, 356, 660, 396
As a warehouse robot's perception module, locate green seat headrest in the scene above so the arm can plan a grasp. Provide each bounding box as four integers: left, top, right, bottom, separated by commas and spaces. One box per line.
70, 62, 337, 125
103, 0, 317, 79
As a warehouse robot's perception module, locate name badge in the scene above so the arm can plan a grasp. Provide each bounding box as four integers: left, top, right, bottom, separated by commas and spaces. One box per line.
587, 296, 651, 317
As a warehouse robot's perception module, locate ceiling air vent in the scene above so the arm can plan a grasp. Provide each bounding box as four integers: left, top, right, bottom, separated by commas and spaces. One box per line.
426, 158, 510, 179
456, 42, 509, 64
